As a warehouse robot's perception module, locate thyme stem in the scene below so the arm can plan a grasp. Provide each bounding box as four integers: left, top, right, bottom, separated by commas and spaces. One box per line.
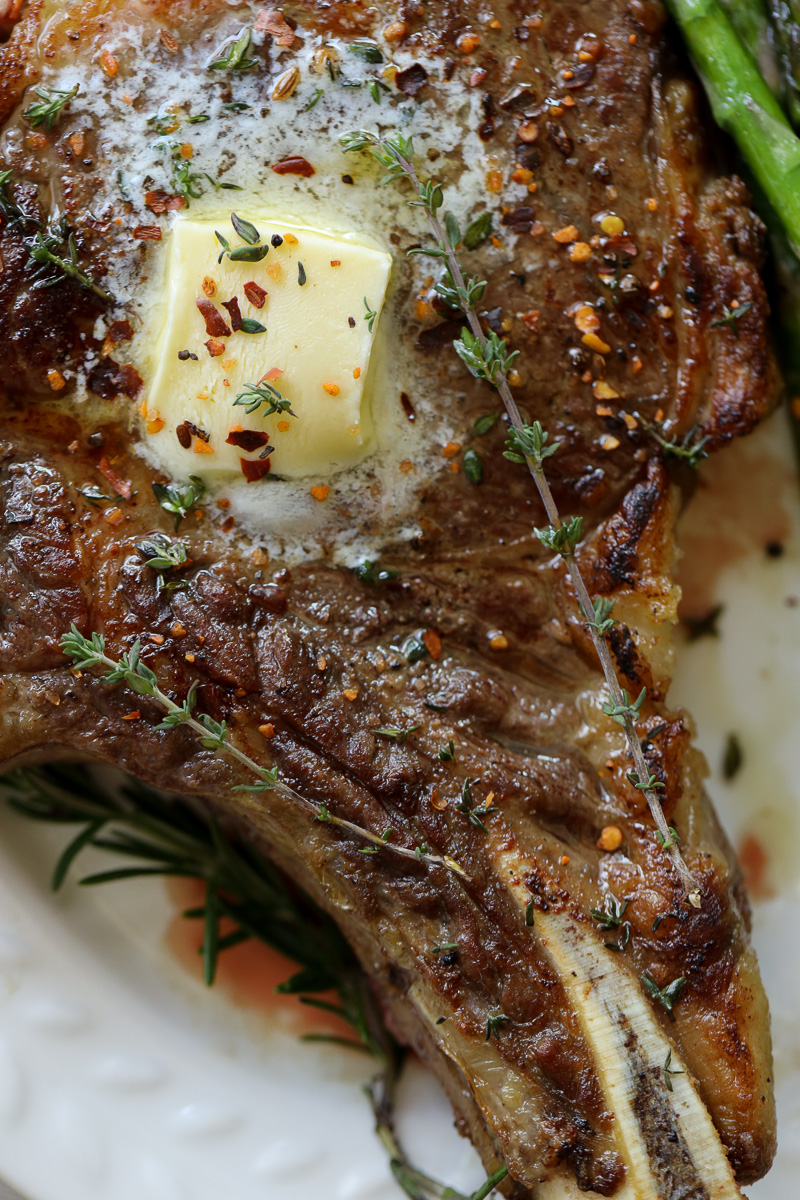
344, 134, 700, 907
61, 628, 465, 880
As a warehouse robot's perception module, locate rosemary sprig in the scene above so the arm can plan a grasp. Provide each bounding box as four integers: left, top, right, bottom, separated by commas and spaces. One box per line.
233, 381, 295, 417
23, 83, 79, 130
26, 217, 112, 301
341, 130, 701, 908
60, 627, 465, 879
5, 764, 504, 1200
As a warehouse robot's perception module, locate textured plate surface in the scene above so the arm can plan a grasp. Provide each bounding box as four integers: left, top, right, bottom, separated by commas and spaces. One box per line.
0, 412, 797, 1200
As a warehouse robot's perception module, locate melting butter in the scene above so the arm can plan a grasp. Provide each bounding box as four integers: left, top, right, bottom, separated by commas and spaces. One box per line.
142, 212, 392, 479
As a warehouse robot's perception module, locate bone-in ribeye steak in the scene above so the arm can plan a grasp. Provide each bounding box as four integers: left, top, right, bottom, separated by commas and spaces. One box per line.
0, 1, 779, 1196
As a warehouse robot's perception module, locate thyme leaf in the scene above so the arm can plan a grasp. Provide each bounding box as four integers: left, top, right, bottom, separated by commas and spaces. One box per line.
23, 83, 79, 130
233, 381, 295, 417
641, 971, 687, 1021
152, 475, 206, 530
209, 26, 258, 72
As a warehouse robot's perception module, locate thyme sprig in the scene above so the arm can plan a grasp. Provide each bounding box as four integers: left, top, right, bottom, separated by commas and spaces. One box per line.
26, 217, 112, 301
641, 971, 687, 1021
5, 764, 504, 1200
23, 83, 79, 130
341, 129, 701, 908
637, 415, 710, 469
60, 627, 465, 879
136, 534, 188, 571
152, 475, 206, 530
233, 380, 295, 417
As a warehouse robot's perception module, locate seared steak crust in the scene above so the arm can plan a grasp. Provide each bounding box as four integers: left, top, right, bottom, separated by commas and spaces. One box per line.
0, 1, 778, 1195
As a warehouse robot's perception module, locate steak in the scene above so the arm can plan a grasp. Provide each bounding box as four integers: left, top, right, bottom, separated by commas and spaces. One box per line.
0, 1, 779, 1196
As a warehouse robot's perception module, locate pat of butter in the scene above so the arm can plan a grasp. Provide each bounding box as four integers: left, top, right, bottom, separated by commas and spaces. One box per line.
142, 214, 392, 479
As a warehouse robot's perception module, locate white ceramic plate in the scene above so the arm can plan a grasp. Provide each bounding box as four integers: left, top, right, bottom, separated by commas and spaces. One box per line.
0, 413, 797, 1200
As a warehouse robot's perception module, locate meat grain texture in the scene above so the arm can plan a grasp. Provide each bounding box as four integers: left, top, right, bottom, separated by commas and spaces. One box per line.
0, 1, 780, 1196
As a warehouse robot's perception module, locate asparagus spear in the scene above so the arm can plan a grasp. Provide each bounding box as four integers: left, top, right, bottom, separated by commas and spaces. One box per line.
666, 0, 800, 453
767, 0, 800, 126
718, 0, 781, 93
664, 0, 800, 254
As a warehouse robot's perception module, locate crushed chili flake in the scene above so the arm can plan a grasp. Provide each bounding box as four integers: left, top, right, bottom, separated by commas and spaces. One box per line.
398, 459, 414, 473
343, 687, 359, 701
353, 367, 361, 380
601, 435, 621, 452
159, 28, 179, 52
553, 224, 579, 244
100, 49, 118, 76
277, 420, 291, 432
194, 440, 214, 455
196, 296, 231, 338
243, 281, 266, 308
560, 855, 570, 866
98, 456, 132, 499
271, 156, 315, 177
47, 369, 66, 391
261, 366, 283, 382
430, 787, 448, 811
310, 484, 330, 501
201, 276, 216, 297
185, 652, 196, 663
259, 722, 276, 738
240, 456, 272, 482
220, 515, 235, 533
384, 19, 408, 42
68, 131, 85, 156
132, 225, 162, 241
222, 296, 244, 332
322, 382, 340, 396
150, 634, 165, 645
105, 319, 134, 346
517, 121, 539, 143
122, 711, 141, 721
104, 507, 124, 526
594, 380, 620, 400
582, 332, 611, 354
489, 632, 509, 650
520, 310, 540, 333
423, 630, 442, 660
145, 190, 185, 214
597, 825, 623, 852
569, 241, 592, 263
254, 8, 296, 46
172, 622, 186, 637
226, 428, 271, 452
316, 656, 327, 671
442, 441, 461, 458
147, 417, 165, 434
486, 169, 503, 193
457, 32, 480, 53
205, 338, 225, 357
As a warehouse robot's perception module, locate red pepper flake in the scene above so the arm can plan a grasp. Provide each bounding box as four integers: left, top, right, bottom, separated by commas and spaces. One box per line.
105, 319, 134, 344
422, 630, 442, 659
220, 515, 235, 533
240, 456, 272, 482
243, 281, 267, 308
271, 156, 315, 177
254, 9, 296, 46
205, 338, 225, 357
196, 296, 231, 338
221, 296, 244, 332
520, 310, 540, 333
258, 721, 276, 738
122, 710, 141, 721
132, 225, 162, 241
97, 455, 132, 499
145, 190, 185, 214
226, 428, 272, 452
159, 28, 179, 52
100, 49, 118, 76
261, 366, 283, 383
